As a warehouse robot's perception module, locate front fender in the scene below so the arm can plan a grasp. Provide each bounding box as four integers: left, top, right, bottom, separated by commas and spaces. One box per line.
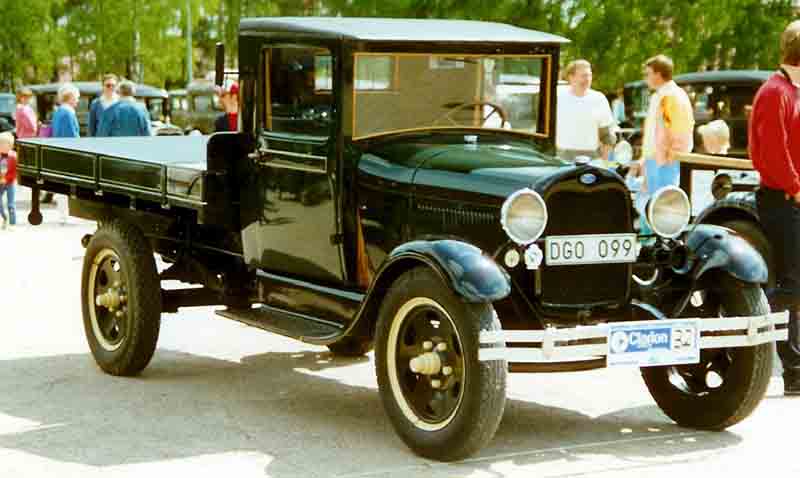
684, 224, 767, 284
385, 240, 511, 303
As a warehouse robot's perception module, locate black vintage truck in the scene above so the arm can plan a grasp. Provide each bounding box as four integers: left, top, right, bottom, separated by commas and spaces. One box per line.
17, 18, 787, 461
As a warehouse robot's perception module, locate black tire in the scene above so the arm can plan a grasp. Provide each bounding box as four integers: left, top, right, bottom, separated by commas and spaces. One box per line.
719, 219, 775, 289
375, 267, 506, 461
81, 220, 161, 376
641, 278, 773, 430
328, 337, 373, 357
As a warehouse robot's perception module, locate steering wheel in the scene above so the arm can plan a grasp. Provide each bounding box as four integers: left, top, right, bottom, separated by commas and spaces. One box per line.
433, 101, 510, 129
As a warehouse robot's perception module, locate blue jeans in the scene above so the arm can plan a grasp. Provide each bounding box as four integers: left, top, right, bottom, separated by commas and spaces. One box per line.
634, 158, 680, 239
756, 187, 800, 378
0, 182, 15, 225
635, 158, 681, 215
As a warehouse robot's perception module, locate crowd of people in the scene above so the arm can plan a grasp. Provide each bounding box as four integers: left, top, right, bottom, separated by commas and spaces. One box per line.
0, 75, 240, 230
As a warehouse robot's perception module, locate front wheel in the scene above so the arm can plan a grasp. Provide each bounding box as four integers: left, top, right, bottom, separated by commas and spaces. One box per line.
81, 220, 162, 376
375, 267, 506, 461
641, 277, 773, 430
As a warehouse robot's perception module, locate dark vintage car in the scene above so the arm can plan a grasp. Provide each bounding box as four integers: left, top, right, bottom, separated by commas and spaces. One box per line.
0, 92, 15, 133
624, 70, 770, 157
16, 18, 786, 461
25, 81, 180, 136
169, 80, 221, 134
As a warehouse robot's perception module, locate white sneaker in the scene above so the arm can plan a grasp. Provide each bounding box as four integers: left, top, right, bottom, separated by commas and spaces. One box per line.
1, 218, 6, 230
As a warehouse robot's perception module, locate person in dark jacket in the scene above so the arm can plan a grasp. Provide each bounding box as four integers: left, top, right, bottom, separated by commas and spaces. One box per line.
214, 82, 239, 132
97, 80, 151, 137
88, 74, 118, 136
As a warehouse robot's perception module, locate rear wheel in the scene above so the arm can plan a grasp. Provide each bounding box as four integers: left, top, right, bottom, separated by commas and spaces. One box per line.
641, 277, 772, 430
375, 267, 506, 461
81, 220, 161, 376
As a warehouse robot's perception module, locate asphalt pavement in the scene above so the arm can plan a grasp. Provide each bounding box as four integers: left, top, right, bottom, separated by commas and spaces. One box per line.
0, 186, 797, 478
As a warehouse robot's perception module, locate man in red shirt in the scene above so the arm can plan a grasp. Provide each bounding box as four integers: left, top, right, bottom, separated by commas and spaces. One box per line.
750, 20, 800, 396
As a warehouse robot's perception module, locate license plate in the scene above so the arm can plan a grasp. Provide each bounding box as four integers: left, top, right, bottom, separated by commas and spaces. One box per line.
607, 320, 700, 367
545, 234, 637, 266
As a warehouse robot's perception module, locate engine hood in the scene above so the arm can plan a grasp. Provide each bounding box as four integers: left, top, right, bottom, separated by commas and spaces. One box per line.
362, 133, 627, 207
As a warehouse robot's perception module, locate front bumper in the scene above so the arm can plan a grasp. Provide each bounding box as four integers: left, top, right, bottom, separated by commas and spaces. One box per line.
479, 311, 789, 363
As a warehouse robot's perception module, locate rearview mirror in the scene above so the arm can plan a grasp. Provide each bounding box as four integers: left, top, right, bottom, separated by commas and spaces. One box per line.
215, 43, 225, 87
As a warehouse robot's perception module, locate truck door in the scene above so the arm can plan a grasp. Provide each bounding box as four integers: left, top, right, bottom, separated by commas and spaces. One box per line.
241, 44, 343, 286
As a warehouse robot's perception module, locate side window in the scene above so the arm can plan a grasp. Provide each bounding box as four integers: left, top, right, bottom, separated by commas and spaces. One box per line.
265, 45, 333, 139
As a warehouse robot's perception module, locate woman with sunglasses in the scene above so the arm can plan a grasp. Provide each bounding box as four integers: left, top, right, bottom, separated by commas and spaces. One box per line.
88, 74, 119, 136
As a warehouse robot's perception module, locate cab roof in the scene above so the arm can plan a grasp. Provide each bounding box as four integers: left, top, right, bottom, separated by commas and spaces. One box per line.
239, 17, 570, 44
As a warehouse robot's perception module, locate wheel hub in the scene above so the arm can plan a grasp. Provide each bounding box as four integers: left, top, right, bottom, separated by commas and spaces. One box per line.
88, 249, 129, 351
95, 281, 127, 312
409, 352, 442, 375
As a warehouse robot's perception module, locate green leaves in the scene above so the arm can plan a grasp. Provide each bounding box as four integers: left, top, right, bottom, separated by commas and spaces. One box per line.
1, 0, 796, 91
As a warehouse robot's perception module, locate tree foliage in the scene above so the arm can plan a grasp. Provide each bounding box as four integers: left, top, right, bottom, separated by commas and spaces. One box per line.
0, 0, 796, 91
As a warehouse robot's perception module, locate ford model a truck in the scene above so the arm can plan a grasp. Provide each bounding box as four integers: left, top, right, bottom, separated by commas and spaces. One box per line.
17, 18, 787, 461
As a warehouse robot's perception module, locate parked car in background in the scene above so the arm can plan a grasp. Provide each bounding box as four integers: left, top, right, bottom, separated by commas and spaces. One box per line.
169, 80, 220, 134
624, 70, 770, 157
0, 92, 15, 134
25, 82, 180, 136
168, 88, 188, 121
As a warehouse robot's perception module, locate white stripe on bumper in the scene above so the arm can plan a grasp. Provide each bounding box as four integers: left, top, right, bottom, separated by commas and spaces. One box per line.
478, 311, 789, 363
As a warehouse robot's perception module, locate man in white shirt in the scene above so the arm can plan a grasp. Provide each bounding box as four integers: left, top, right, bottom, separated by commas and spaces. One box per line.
556, 59, 617, 161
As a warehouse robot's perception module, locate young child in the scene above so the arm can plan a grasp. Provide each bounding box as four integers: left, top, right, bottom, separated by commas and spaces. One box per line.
0, 132, 18, 230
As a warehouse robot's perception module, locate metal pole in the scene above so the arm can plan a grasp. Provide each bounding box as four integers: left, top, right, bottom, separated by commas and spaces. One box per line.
186, 0, 193, 84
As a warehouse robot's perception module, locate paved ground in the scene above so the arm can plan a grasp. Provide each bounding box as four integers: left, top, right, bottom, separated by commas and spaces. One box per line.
1, 187, 798, 478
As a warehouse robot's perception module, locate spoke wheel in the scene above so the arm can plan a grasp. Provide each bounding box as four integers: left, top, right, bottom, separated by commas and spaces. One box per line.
82, 220, 161, 376
88, 249, 129, 351
641, 275, 773, 430
389, 298, 466, 430
376, 267, 506, 461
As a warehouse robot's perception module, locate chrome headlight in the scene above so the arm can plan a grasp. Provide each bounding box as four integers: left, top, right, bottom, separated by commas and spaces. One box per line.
501, 188, 548, 245
647, 186, 691, 238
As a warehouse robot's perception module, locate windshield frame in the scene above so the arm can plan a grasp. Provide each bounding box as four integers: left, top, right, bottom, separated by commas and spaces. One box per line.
351, 51, 553, 142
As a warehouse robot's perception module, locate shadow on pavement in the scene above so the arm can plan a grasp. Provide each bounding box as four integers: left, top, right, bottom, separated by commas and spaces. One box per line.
0, 349, 743, 477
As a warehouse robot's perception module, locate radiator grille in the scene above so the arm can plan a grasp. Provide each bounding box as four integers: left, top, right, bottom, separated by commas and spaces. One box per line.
539, 184, 632, 307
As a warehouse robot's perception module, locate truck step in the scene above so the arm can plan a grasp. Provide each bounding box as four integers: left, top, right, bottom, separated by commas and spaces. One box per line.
215, 305, 344, 343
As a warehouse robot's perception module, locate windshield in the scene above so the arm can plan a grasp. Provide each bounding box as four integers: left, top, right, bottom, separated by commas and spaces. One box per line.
352, 53, 551, 140
0, 96, 14, 115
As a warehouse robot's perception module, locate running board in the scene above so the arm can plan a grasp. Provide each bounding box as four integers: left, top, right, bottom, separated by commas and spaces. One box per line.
215, 305, 344, 344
